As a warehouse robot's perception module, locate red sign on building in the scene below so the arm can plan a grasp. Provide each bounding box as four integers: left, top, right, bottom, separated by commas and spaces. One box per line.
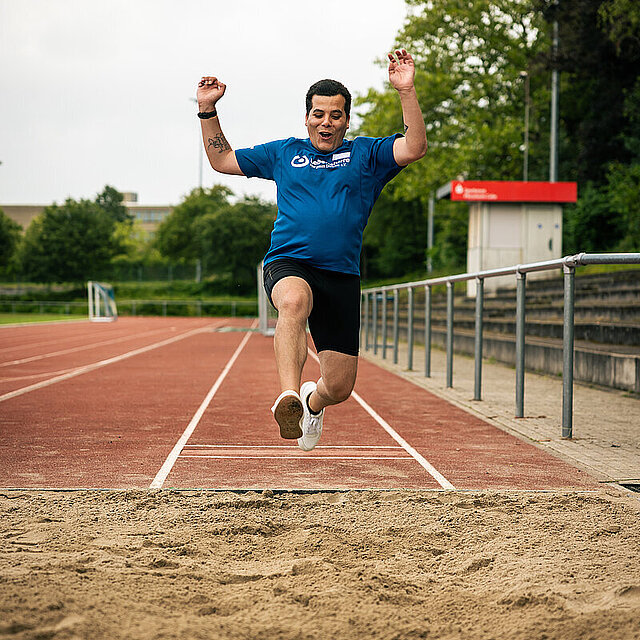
449, 180, 577, 203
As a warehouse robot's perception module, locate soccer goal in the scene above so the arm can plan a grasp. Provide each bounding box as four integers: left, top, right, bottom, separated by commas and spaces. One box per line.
87, 281, 118, 323
256, 262, 276, 336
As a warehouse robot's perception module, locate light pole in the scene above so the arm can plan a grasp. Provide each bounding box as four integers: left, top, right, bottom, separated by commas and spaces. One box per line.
549, 13, 559, 183
190, 97, 203, 189
520, 71, 530, 182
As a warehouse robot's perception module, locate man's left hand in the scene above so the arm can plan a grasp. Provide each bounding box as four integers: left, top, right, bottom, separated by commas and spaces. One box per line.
388, 49, 416, 93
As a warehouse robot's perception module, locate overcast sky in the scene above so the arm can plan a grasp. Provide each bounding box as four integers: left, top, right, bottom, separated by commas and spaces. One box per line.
0, 0, 409, 207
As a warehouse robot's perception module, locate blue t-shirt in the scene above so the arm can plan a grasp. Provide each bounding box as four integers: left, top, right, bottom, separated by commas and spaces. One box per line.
235, 135, 403, 275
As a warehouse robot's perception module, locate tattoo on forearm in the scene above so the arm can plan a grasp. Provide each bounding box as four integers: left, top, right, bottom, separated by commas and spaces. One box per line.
207, 134, 231, 154
404, 123, 409, 134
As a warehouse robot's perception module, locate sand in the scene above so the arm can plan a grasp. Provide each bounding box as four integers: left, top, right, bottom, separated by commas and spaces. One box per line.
1, 488, 639, 640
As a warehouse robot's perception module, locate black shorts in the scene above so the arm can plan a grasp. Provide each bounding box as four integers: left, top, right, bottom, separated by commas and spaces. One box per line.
263, 258, 361, 356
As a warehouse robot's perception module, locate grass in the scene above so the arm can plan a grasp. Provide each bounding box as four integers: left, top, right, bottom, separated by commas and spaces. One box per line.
0, 280, 258, 303
0, 313, 86, 325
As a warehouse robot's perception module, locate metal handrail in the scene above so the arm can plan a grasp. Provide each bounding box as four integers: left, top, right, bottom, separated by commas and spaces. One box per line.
361, 252, 640, 438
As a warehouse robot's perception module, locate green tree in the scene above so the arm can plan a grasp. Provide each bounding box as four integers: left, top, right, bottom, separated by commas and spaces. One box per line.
538, 0, 640, 184
196, 196, 276, 292
563, 181, 624, 254
357, 0, 549, 273
155, 186, 232, 262
0, 208, 22, 274
362, 186, 426, 279
18, 198, 119, 283
599, 0, 640, 56
96, 185, 132, 223
607, 162, 640, 250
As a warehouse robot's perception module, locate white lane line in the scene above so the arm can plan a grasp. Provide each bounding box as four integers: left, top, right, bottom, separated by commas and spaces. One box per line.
308, 349, 457, 490
0, 331, 99, 355
0, 322, 220, 403
150, 324, 256, 489
180, 456, 413, 460
1, 327, 168, 367
1, 366, 82, 383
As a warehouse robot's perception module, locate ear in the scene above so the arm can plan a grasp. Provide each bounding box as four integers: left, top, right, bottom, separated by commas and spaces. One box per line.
305, 113, 309, 126
346, 115, 350, 129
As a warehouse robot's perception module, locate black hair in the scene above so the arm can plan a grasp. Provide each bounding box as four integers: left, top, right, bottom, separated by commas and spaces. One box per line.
306, 79, 351, 118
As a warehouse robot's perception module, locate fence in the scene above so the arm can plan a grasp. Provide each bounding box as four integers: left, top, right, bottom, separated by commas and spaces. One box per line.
361, 252, 640, 439
0, 299, 257, 318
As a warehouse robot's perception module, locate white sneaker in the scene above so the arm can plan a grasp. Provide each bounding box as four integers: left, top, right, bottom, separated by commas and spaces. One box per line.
298, 381, 324, 452
271, 390, 303, 439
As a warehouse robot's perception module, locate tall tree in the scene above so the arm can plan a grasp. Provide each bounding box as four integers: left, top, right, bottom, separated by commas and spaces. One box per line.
538, 0, 640, 184
18, 198, 119, 283
361, 185, 426, 279
0, 208, 23, 274
196, 196, 276, 292
155, 186, 232, 263
357, 0, 549, 272
95, 185, 132, 223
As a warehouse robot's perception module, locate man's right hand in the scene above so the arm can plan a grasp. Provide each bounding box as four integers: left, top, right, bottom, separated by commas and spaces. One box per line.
197, 76, 226, 111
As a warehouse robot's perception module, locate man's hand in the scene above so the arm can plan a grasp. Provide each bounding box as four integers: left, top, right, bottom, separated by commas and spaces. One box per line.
197, 76, 226, 111
388, 48, 427, 166
388, 49, 416, 93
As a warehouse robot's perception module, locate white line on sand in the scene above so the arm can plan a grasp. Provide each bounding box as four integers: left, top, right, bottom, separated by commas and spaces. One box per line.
308, 349, 456, 490
0, 322, 220, 403
150, 324, 256, 489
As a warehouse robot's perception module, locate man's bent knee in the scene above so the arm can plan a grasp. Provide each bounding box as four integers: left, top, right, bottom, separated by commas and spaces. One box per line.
321, 375, 355, 404
272, 278, 312, 320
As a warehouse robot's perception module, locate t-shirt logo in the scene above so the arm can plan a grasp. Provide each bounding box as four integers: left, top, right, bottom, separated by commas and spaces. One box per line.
291, 155, 310, 168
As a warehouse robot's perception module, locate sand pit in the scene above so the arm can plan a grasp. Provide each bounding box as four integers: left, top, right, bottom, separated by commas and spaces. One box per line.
1, 488, 639, 639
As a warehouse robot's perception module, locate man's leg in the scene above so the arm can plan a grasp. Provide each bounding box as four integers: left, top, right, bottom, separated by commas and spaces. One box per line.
271, 276, 313, 393
308, 350, 358, 413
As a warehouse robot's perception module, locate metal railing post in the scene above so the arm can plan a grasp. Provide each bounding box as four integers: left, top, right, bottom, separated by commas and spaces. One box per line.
359, 294, 363, 350
407, 287, 414, 370
372, 292, 378, 355
446, 281, 454, 388
357, 253, 640, 433
393, 289, 399, 364
474, 277, 484, 401
562, 264, 576, 438
515, 271, 526, 418
425, 285, 432, 377
363, 293, 370, 351
382, 291, 388, 359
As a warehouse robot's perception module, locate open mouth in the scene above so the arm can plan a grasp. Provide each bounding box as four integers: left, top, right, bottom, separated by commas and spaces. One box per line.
318, 131, 333, 141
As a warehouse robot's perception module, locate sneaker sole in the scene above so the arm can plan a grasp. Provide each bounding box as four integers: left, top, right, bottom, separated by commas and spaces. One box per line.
274, 397, 303, 439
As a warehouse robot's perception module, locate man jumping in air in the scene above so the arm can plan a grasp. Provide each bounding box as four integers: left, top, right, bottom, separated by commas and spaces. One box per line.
196, 49, 427, 452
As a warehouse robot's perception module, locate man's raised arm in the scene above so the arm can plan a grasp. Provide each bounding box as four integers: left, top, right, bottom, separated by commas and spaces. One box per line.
197, 76, 243, 176
388, 50, 428, 167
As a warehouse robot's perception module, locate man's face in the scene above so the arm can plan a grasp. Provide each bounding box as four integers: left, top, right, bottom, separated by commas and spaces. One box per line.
305, 94, 350, 153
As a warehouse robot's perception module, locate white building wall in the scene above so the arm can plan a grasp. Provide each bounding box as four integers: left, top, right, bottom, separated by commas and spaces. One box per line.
467, 203, 563, 297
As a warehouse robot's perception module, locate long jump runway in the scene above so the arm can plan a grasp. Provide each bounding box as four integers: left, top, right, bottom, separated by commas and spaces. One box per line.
0, 317, 596, 490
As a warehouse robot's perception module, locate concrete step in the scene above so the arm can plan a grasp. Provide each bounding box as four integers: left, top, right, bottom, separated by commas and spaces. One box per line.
496, 268, 640, 295
413, 298, 640, 323
475, 284, 640, 304
386, 301, 640, 334
366, 325, 640, 393
427, 317, 640, 346
365, 269, 640, 391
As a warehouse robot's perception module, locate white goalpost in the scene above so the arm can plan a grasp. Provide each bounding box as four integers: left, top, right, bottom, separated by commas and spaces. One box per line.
87, 281, 118, 323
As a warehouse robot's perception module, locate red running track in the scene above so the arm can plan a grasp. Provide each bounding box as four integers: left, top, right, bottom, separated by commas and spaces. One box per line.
0, 317, 596, 490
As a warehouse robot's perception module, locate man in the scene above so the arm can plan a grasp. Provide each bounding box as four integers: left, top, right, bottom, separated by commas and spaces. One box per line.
196, 49, 427, 451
